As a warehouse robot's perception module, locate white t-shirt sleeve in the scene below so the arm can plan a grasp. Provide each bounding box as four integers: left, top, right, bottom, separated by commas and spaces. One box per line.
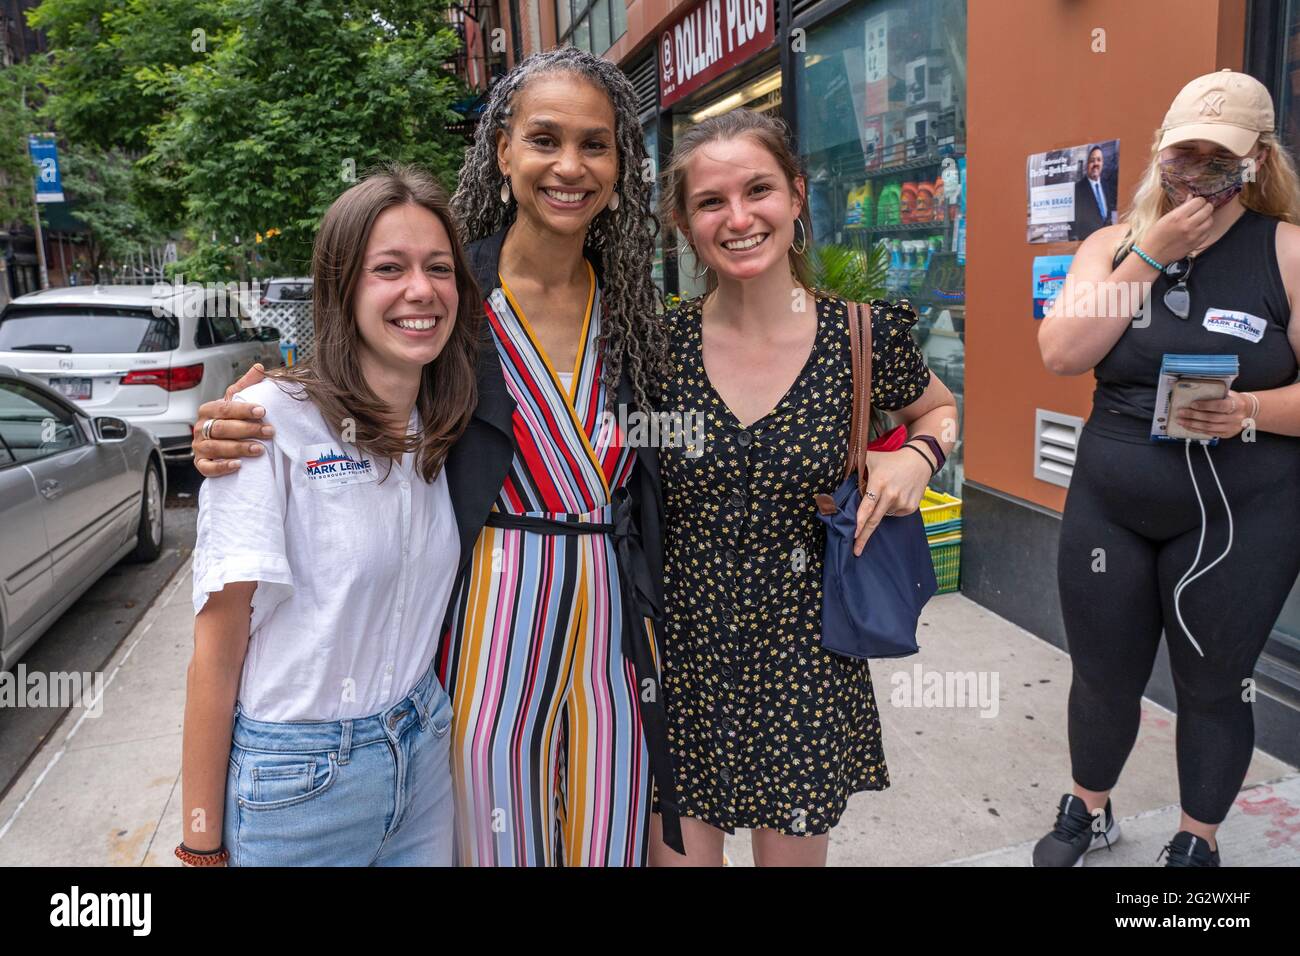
192, 385, 294, 631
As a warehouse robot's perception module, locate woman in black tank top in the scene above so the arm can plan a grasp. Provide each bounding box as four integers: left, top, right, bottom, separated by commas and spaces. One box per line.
1034, 70, 1300, 868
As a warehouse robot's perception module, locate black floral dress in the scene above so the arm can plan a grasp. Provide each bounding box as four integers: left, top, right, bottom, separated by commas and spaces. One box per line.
656, 291, 931, 836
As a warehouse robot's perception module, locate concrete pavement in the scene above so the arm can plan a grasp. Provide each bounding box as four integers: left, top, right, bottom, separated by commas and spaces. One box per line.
0, 557, 1295, 867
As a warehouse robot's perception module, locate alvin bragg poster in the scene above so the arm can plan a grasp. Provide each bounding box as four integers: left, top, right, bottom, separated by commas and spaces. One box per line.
1027, 139, 1120, 243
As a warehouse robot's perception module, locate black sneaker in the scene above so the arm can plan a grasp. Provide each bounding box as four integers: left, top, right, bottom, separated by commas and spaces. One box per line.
1158, 831, 1221, 867
1031, 794, 1121, 867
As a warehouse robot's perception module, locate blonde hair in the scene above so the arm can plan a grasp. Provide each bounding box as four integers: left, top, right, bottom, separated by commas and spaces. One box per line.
1119, 129, 1300, 257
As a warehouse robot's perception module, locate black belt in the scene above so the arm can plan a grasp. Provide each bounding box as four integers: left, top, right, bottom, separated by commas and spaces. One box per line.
484, 493, 685, 857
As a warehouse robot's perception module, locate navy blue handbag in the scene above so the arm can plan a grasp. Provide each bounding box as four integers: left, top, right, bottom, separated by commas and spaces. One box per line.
814, 301, 937, 659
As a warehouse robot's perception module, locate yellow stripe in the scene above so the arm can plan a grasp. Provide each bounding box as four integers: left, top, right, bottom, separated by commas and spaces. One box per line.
497, 264, 610, 498
546, 562, 585, 864
451, 526, 498, 861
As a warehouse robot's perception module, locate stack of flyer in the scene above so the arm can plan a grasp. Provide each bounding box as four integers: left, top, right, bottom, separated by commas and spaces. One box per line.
1150, 353, 1239, 445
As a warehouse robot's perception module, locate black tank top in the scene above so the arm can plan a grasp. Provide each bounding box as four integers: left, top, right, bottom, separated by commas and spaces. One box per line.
1088, 209, 1295, 441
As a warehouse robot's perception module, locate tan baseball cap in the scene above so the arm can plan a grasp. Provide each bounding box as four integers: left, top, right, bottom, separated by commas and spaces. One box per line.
1158, 69, 1274, 156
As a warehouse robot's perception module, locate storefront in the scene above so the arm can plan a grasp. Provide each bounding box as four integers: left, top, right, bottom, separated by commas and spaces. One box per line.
613, 0, 1300, 762
787, 0, 967, 496
636, 0, 783, 299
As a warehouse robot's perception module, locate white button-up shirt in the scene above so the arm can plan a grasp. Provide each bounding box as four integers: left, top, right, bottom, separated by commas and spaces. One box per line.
193, 378, 459, 722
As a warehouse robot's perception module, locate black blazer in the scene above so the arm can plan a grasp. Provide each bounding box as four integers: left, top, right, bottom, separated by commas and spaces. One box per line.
443, 224, 667, 615
1070, 176, 1117, 241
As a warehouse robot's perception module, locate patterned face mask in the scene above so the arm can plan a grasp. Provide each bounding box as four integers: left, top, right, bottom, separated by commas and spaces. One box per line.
1159, 150, 1248, 209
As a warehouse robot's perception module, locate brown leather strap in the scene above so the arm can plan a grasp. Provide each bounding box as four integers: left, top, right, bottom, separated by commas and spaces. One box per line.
843, 300, 874, 495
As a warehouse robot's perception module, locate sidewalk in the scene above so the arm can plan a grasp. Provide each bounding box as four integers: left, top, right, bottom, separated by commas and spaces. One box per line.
1, 558, 1295, 867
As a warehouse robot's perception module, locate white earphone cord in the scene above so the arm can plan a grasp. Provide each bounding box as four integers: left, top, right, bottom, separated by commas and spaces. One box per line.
1172, 438, 1234, 658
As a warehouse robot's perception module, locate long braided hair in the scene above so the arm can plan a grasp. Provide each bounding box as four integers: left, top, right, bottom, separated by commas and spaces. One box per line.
451, 47, 668, 414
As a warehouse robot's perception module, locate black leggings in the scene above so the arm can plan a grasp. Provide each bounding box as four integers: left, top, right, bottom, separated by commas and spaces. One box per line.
1058, 422, 1300, 824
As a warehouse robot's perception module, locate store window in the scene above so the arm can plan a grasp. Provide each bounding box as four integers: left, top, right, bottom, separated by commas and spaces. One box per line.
557, 0, 627, 55
669, 68, 783, 300
1280, 1, 1300, 151
793, 0, 967, 497
644, 119, 665, 296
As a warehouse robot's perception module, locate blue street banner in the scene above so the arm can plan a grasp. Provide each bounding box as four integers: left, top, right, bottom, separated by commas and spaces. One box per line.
28, 135, 65, 203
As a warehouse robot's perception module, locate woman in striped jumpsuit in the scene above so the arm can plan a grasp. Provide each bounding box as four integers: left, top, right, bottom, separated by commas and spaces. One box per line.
189, 48, 679, 867
437, 49, 677, 866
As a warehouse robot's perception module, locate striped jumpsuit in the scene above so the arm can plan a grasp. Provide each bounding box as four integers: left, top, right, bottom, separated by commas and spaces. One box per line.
437, 261, 653, 866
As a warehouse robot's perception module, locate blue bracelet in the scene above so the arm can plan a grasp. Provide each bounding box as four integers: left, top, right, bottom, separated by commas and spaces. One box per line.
1130, 244, 1166, 271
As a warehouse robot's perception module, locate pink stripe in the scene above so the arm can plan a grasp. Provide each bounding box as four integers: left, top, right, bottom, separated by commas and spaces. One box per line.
585, 539, 614, 865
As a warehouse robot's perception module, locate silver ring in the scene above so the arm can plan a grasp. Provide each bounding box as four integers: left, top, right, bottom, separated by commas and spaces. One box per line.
202, 419, 215, 441
886, 510, 896, 516
864, 491, 878, 500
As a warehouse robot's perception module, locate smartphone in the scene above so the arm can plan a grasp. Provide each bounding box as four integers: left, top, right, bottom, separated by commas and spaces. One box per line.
1166, 377, 1227, 440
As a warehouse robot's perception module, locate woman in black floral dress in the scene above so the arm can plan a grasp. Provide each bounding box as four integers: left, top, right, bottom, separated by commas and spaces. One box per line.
649, 109, 959, 866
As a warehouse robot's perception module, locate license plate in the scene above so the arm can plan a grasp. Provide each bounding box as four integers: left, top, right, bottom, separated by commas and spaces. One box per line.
49, 377, 92, 400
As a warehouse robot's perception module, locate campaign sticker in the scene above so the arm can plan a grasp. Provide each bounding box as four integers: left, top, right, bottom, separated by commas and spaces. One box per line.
303, 443, 377, 487
1202, 308, 1267, 343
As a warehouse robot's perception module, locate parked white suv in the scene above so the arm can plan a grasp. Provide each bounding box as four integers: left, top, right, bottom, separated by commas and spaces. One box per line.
0, 284, 283, 460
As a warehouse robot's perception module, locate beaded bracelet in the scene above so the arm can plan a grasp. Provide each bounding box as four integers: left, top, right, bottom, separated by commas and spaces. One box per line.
1130, 244, 1166, 271
175, 843, 230, 866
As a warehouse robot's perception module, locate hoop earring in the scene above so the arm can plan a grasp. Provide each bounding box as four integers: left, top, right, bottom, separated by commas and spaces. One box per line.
677, 242, 710, 279
500, 176, 512, 205
607, 189, 620, 212
792, 217, 808, 255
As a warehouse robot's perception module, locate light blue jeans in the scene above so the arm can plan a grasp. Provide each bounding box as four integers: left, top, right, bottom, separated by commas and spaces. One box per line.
223, 659, 453, 866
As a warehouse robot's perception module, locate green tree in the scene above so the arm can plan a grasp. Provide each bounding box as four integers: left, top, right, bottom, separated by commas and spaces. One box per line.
0, 62, 46, 226
27, 0, 215, 152
140, 0, 469, 279
29, 0, 470, 281
58, 143, 166, 281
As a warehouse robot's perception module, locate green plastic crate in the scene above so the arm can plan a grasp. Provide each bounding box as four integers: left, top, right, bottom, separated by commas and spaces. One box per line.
929, 538, 961, 594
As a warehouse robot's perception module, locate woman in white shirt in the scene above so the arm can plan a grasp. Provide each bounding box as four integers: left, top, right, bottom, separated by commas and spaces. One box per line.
177, 165, 480, 866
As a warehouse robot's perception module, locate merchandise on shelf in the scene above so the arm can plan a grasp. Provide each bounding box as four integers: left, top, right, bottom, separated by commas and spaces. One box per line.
899, 181, 917, 224
863, 116, 884, 170
845, 181, 873, 228
876, 181, 902, 225
906, 108, 939, 159
914, 180, 935, 222
905, 54, 948, 108
863, 10, 909, 116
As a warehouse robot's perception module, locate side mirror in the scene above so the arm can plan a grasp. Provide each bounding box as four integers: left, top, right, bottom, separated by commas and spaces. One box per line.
93, 416, 130, 443
256, 326, 281, 342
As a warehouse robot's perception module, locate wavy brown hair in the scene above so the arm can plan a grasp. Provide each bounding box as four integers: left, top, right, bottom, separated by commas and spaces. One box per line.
659, 108, 816, 295
270, 164, 480, 481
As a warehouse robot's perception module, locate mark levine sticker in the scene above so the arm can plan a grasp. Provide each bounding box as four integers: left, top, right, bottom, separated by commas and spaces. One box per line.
1202, 307, 1267, 343
303, 443, 377, 487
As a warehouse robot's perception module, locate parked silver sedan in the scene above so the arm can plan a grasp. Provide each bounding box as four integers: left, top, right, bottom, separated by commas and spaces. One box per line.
0, 366, 165, 671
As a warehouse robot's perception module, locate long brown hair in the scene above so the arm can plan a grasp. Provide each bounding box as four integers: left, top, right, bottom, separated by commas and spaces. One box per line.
270, 164, 480, 481
659, 108, 816, 294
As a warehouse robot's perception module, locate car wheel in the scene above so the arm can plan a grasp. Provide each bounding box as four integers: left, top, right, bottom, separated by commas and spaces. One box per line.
129, 461, 164, 562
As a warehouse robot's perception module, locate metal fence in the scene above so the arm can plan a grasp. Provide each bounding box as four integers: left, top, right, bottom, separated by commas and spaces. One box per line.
247, 301, 314, 364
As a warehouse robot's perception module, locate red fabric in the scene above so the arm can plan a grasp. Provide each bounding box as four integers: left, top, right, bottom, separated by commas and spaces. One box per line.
868, 424, 908, 451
